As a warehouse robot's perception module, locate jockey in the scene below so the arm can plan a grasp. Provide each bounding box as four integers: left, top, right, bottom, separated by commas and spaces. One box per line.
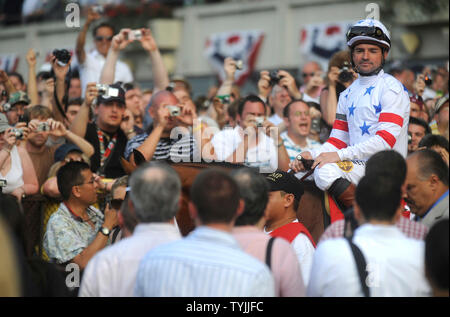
290, 19, 410, 210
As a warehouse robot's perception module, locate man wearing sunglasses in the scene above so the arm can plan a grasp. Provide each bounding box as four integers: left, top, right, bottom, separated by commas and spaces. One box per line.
75, 7, 133, 94
290, 19, 410, 213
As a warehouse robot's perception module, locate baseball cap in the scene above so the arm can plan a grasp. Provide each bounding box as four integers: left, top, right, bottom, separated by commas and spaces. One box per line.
410, 94, 424, 110
0, 113, 12, 133
434, 96, 449, 115
8, 91, 30, 106
54, 143, 82, 162
96, 83, 126, 105
266, 171, 304, 202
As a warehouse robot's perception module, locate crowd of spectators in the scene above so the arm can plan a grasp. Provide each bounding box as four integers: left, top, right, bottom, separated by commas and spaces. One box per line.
0, 7, 448, 298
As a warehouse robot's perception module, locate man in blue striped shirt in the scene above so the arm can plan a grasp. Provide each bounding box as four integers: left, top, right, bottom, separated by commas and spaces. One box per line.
135, 169, 275, 297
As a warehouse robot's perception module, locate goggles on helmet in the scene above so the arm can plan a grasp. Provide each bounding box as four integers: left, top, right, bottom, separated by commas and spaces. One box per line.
346, 26, 391, 47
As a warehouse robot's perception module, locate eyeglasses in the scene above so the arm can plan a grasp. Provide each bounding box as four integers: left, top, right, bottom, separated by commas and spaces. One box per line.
122, 116, 130, 122
108, 198, 124, 210
76, 177, 95, 186
95, 36, 113, 42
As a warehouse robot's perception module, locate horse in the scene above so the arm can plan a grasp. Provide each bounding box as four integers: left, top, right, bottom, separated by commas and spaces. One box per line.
121, 155, 332, 245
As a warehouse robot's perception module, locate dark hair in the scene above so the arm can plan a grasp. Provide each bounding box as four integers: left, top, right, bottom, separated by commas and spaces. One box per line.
409, 116, 431, 135
411, 149, 449, 186
67, 98, 83, 107
7, 71, 24, 85
227, 98, 241, 120
419, 134, 449, 153
365, 150, 407, 187
355, 174, 402, 221
57, 161, 91, 201
0, 194, 26, 253
425, 219, 449, 291
283, 99, 308, 118
238, 95, 265, 116
92, 22, 115, 37
190, 169, 240, 224
231, 168, 269, 226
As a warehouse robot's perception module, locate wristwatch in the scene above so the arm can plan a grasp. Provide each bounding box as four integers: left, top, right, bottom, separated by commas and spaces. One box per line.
99, 227, 111, 237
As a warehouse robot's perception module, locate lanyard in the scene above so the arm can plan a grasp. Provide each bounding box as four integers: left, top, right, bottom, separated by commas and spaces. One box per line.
97, 128, 117, 169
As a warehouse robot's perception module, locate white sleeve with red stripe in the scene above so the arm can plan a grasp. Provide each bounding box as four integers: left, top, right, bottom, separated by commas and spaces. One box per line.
336, 85, 409, 161
311, 94, 350, 159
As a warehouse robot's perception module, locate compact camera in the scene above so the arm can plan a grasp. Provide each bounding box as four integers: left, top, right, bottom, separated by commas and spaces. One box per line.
92, 5, 104, 14
255, 116, 265, 127
424, 74, 433, 86
269, 70, 282, 86
2, 103, 11, 112
235, 60, 243, 70
0, 179, 7, 192
53, 49, 71, 67
167, 105, 181, 117
36, 122, 50, 132
338, 63, 354, 83
11, 128, 24, 140
311, 117, 321, 134
96, 84, 119, 98
127, 30, 143, 41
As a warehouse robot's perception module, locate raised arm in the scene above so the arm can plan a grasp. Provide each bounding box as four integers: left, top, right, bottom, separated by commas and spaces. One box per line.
51, 55, 71, 122
140, 28, 169, 92
0, 70, 17, 96
26, 49, 39, 106
75, 8, 100, 65
70, 82, 97, 137
216, 57, 237, 97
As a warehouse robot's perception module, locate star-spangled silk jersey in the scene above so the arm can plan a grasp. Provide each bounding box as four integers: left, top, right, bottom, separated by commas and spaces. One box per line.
311, 70, 410, 161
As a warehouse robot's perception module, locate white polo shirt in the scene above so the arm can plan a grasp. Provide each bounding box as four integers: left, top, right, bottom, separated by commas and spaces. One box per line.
79, 48, 133, 94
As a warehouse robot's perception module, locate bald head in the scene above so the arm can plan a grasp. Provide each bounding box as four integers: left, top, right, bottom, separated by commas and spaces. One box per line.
149, 90, 179, 109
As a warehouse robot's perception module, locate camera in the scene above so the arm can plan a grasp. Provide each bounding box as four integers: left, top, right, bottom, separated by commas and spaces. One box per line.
311, 117, 321, 134
2, 103, 11, 112
37, 122, 50, 132
0, 179, 7, 192
127, 30, 143, 41
92, 5, 104, 14
424, 74, 433, 86
96, 84, 119, 98
167, 105, 181, 117
338, 63, 354, 83
11, 128, 24, 140
53, 49, 71, 67
235, 60, 243, 70
255, 116, 265, 127
269, 70, 282, 86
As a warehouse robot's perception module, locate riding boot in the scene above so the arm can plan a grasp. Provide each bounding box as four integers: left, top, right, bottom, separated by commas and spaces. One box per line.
328, 178, 356, 210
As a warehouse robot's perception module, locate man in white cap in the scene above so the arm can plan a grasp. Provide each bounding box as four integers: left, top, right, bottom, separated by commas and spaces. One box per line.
290, 19, 410, 211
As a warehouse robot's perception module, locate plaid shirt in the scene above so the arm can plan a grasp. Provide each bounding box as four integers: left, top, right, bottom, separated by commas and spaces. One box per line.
319, 216, 428, 243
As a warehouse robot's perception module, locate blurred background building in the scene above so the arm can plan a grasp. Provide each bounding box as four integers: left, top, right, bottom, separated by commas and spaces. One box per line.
0, 0, 448, 97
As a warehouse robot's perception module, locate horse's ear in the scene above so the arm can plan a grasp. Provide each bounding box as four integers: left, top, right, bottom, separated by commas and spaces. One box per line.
133, 149, 147, 166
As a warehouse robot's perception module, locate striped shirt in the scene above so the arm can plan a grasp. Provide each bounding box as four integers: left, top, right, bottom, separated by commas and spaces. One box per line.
280, 131, 321, 162
134, 226, 275, 297
124, 130, 197, 162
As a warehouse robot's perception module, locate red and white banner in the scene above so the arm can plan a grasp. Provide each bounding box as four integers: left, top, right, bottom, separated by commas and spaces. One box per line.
204, 30, 265, 86
0, 54, 19, 72
300, 21, 353, 70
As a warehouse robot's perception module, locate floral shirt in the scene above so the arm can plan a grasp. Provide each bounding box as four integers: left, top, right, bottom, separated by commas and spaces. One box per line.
43, 203, 105, 264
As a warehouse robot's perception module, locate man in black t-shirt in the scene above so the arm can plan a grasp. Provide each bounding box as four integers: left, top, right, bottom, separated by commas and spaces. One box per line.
70, 82, 128, 178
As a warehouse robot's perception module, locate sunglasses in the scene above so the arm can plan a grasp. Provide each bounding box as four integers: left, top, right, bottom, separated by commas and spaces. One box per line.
302, 72, 315, 78
122, 116, 130, 122
108, 198, 124, 210
95, 36, 113, 42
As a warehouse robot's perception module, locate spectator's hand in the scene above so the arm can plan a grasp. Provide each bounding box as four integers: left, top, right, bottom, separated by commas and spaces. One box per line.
258, 70, 271, 99
120, 109, 135, 135
84, 82, 98, 106
154, 105, 170, 129
327, 66, 340, 87
93, 173, 107, 192
309, 107, 322, 119
111, 29, 133, 52
26, 49, 37, 68
3, 127, 18, 148
103, 203, 118, 230
278, 70, 301, 99
139, 28, 158, 52
224, 57, 237, 82
306, 71, 324, 91
0, 70, 9, 83
177, 101, 198, 126
11, 186, 26, 203
12, 123, 29, 141
51, 55, 71, 81
47, 118, 67, 137
414, 74, 426, 97
289, 151, 313, 172
262, 118, 279, 140
86, 6, 101, 24
43, 78, 55, 96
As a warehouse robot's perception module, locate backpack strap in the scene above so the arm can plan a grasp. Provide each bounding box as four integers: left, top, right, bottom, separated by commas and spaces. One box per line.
265, 237, 276, 270
345, 237, 370, 297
